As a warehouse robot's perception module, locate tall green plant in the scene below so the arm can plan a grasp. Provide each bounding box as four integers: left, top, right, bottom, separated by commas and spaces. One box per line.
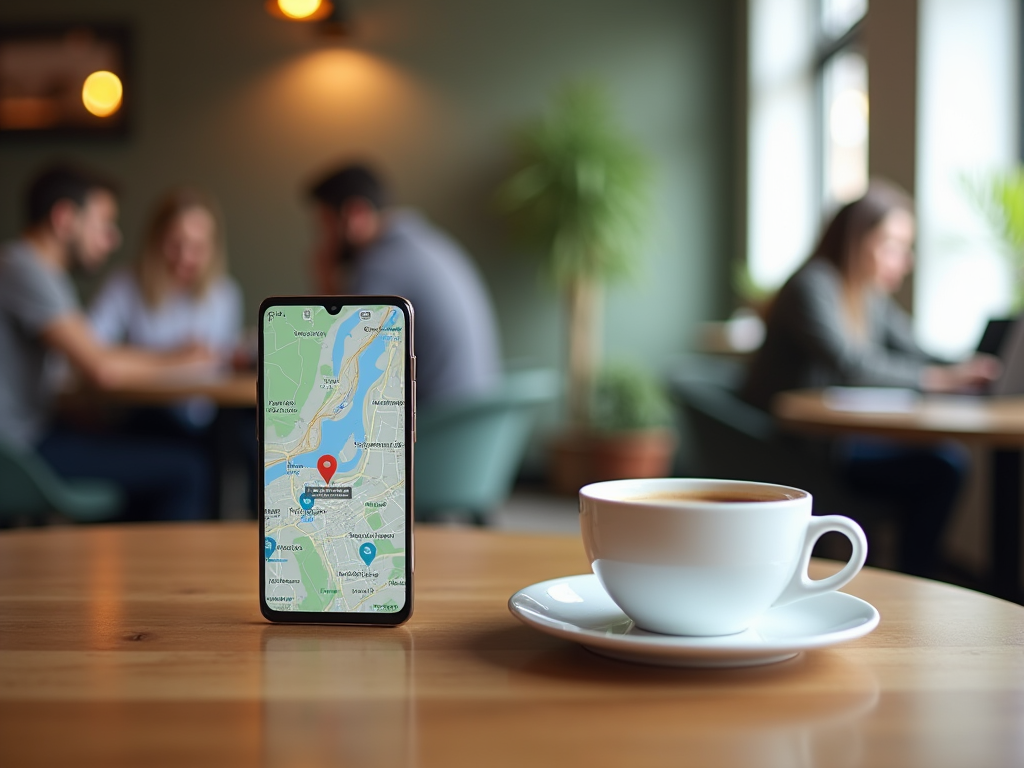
963, 167, 1024, 312
498, 84, 651, 428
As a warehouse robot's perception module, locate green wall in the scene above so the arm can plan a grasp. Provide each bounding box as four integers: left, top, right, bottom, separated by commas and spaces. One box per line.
0, 0, 738, 381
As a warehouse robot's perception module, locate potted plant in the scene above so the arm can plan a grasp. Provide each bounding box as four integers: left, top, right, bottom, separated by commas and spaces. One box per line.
498, 84, 674, 491
546, 365, 675, 492
545, 365, 677, 493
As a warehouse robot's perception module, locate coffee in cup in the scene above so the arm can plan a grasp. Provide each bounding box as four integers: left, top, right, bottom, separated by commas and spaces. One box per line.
579, 478, 867, 636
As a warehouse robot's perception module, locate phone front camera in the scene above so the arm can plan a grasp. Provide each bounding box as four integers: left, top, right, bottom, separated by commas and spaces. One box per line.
328, 304, 340, 315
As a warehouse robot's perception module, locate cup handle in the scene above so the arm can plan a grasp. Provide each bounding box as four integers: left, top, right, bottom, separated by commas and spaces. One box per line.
772, 515, 868, 608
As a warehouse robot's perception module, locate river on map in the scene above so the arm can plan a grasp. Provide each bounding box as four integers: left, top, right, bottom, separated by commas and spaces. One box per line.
263, 310, 401, 488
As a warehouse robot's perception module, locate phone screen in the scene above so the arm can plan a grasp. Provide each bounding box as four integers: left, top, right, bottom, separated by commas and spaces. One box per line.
259, 297, 413, 624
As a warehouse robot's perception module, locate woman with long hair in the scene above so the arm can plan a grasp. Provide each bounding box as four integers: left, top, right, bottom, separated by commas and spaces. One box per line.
90, 187, 241, 370
742, 180, 998, 577
87, 188, 246, 518
743, 181, 996, 407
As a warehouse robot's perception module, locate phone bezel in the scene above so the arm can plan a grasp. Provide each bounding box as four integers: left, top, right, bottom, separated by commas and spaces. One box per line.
258, 295, 414, 625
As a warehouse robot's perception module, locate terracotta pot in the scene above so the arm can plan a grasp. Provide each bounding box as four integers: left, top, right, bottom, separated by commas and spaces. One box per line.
548, 429, 677, 495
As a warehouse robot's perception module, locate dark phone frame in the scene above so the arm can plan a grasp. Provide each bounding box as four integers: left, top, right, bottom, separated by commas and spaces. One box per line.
258, 295, 415, 625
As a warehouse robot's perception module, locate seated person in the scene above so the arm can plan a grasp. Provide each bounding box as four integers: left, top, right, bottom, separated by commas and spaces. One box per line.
89, 187, 243, 429
306, 162, 502, 405
0, 164, 214, 521
741, 180, 999, 577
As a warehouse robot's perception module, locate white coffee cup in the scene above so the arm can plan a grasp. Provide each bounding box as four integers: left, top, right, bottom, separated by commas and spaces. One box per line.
579, 478, 868, 636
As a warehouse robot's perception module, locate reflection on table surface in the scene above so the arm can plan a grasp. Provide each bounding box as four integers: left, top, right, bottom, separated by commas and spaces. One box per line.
1, 523, 1024, 768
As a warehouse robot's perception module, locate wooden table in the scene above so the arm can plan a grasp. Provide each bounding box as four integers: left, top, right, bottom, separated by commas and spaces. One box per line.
3, 523, 1024, 768
775, 390, 1024, 599
60, 371, 257, 408
56, 373, 258, 519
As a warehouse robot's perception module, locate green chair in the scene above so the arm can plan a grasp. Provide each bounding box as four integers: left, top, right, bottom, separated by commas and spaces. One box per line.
414, 368, 559, 525
0, 440, 123, 526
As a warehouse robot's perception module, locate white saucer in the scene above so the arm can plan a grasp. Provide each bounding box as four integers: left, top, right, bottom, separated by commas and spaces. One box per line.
508, 574, 879, 668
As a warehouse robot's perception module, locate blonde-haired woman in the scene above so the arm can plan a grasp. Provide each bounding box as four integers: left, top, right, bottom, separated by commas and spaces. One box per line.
90, 187, 241, 366
741, 180, 999, 578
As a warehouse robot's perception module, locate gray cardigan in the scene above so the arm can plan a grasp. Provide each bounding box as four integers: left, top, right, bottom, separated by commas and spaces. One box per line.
741, 259, 938, 411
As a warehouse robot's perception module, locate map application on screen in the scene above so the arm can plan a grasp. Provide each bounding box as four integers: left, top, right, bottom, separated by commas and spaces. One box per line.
262, 302, 408, 614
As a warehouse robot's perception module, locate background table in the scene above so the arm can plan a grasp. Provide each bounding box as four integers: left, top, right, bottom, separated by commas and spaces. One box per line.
60, 371, 257, 408
57, 373, 258, 519
775, 390, 1024, 599
773, 390, 1024, 446
2, 523, 1024, 767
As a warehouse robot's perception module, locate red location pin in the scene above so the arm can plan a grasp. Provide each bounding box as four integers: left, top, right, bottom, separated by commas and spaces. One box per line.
317, 455, 337, 484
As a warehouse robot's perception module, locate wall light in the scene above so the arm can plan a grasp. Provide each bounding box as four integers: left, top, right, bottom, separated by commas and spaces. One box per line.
82, 70, 123, 118
265, 0, 350, 35
266, 0, 331, 21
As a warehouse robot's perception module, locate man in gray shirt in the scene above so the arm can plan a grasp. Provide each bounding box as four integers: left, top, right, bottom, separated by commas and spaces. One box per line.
308, 163, 501, 405
0, 164, 213, 520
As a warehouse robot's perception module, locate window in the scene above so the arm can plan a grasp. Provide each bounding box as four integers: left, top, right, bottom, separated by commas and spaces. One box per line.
914, 0, 1019, 355
746, 0, 868, 293
748, 0, 1018, 356
818, 0, 868, 206
747, 0, 818, 292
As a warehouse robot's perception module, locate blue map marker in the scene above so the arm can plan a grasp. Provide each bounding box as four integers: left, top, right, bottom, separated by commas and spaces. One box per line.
299, 492, 315, 510
264, 537, 277, 559
359, 541, 377, 566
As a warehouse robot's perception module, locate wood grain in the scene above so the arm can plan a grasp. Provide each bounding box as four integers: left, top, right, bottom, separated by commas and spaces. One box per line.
2, 523, 1024, 768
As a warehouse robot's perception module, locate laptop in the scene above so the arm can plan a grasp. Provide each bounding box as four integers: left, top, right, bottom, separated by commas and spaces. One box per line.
976, 318, 1014, 356
988, 316, 1024, 396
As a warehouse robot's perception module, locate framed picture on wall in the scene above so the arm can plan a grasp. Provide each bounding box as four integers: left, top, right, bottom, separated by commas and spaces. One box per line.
0, 23, 131, 138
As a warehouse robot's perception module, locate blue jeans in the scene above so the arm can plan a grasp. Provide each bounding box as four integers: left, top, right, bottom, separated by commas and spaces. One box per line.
837, 438, 968, 577
38, 428, 211, 521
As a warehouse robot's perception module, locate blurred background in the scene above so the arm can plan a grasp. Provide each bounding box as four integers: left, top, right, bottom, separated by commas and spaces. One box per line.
0, 0, 1020, 554
2, 0, 1017, 392
0, 0, 738, 372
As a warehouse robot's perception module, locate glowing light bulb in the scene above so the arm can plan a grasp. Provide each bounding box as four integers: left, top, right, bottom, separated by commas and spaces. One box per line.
82, 71, 123, 118
278, 0, 322, 19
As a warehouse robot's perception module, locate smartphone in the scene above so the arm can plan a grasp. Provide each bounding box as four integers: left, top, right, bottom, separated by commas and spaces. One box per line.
259, 296, 414, 625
